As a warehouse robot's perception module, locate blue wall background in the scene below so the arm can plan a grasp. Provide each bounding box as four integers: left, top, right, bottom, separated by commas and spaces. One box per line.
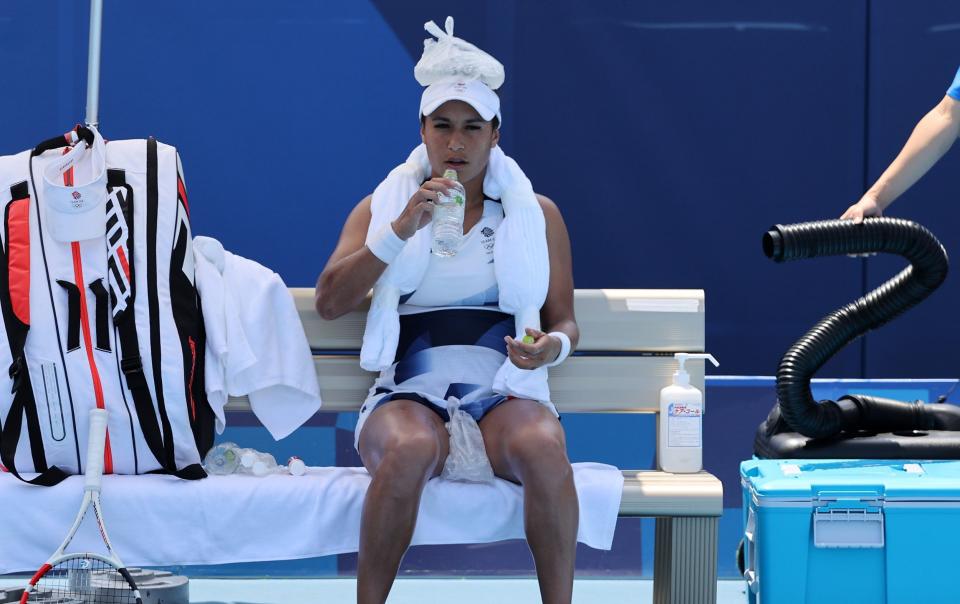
2, 1, 959, 379
3, 0, 960, 580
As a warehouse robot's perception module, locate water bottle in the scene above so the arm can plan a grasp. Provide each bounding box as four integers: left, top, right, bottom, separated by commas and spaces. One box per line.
287, 456, 307, 476
203, 442, 241, 475
240, 450, 280, 476
431, 169, 465, 257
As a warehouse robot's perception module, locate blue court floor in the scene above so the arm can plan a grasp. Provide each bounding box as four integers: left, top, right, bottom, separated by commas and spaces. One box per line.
193, 578, 749, 602
191, 578, 749, 603
1, 577, 748, 603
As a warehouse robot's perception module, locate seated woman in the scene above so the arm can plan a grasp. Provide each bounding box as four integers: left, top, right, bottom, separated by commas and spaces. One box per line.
315, 18, 579, 604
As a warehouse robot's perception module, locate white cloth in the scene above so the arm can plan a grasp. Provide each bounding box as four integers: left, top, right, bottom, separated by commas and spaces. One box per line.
193, 236, 321, 439
362, 145, 551, 402
0, 463, 622, 572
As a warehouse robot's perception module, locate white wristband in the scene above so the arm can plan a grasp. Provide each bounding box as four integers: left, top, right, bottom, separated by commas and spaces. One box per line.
545, 331, 572, 368
367, 223, 406, 265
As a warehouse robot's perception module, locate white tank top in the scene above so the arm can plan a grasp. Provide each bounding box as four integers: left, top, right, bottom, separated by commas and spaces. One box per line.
400, 199, 503, 311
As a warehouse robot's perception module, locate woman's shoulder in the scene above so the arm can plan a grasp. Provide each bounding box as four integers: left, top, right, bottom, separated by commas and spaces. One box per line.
340, 194, 374, 233
534, 193, 562, 221
533, 193, 571, 247
352, 194, 373, 219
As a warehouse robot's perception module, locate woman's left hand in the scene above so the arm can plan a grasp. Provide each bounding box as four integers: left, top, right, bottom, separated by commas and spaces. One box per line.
505, 328, 562, 370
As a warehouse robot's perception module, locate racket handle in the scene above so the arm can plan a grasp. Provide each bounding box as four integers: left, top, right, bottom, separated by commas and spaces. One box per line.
85, 408, 109, 491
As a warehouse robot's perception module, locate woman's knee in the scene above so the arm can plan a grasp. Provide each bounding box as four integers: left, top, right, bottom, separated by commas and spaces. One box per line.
372, 429, 445, 480
503, 424, 570, 479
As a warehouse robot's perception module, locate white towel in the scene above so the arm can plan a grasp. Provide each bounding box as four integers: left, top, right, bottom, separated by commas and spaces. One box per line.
362, 145, 551, 402
0, 463, 623, 572
193, 236, 322, 439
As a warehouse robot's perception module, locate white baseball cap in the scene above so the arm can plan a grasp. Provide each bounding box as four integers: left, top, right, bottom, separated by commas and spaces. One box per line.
420, 77, 501, 127
42, 127, 107, 243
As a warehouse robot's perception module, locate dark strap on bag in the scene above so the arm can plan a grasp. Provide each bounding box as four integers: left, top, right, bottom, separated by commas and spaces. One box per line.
144, 138, 176, 470
89, 279, 111, 352
0, 183, 68, 486
55, 280, 81, 351
31, 125, 95, 157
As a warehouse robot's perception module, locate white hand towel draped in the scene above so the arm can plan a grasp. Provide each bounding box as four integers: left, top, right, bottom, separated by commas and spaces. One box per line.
193, 236, 322, 439
361, 144, 551, 402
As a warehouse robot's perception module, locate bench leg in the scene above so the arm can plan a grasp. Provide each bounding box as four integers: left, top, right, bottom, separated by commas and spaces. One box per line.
653, 516, 719, 604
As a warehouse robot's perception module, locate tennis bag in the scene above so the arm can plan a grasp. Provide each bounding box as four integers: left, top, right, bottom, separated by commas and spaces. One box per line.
0, 125, 214, 485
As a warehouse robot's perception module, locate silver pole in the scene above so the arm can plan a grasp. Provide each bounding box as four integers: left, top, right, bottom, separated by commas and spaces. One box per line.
84, 0, 103, 128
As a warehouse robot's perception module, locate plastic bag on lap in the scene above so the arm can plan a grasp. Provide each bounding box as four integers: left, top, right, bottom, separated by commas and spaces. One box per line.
441, 397, 495, 484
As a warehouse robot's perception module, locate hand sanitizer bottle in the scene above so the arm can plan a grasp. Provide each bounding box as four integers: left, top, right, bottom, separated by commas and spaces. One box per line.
658, 353, 719, 473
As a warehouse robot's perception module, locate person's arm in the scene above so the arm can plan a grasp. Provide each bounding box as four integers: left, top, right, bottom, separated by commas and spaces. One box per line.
315, 178, 456, 319
842, 95, 960, 222
314, 196, 384, 320
505, 194, 580, 369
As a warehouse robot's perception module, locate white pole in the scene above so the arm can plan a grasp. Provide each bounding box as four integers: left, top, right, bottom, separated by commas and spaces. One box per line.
84, 0, 103, 128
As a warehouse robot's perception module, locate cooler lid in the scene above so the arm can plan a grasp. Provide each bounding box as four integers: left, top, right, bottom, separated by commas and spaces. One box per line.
741, 459, 960, 502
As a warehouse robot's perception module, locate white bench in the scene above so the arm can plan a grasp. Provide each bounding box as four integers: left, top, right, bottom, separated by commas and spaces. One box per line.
228, 288, 722, 604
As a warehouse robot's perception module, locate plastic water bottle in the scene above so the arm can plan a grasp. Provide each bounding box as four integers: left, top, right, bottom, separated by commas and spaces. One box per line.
240, 450, 280, 476
203, 442, 241, 475
431, 169, 465, 257
287, 456, 307, 476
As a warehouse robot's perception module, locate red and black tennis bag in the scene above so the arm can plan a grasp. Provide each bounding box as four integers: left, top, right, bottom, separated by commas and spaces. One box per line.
0, 126, 214, 485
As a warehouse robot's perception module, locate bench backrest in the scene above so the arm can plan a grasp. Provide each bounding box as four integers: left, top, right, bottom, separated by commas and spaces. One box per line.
228, 288, 705, 413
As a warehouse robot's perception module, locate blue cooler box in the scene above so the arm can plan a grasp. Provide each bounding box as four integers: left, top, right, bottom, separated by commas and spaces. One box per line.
740, 459, 960, 604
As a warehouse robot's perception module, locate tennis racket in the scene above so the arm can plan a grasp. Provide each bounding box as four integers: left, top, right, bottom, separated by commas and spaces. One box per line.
20, 408, 141, 603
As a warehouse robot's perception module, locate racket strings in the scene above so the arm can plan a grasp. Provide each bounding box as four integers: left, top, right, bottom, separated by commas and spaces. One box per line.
26, 557, 137, 603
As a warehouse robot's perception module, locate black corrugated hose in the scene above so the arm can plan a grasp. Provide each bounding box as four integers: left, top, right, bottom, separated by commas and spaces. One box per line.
761, 217, 960, 439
